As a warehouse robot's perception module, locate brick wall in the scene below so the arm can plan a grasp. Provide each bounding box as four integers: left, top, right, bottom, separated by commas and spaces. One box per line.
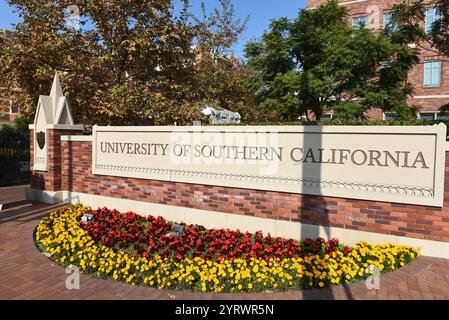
55, 139, 449, 243
364, 108, 384, 120
30, 129, 83, 191
0, 100, 21, 122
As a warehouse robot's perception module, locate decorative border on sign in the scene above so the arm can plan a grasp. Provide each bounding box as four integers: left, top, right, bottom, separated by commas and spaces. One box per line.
94, 164, 435, 198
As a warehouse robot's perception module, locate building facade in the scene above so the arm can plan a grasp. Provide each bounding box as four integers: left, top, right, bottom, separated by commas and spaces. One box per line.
308, 0, 449, 121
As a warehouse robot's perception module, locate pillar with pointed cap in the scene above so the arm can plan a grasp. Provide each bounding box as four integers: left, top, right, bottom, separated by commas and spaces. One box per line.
27, 72, 84, 201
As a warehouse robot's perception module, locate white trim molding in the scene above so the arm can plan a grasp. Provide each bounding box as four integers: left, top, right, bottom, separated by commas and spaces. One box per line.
25, 189, 64, 204
29, 124, 84, 130
308, 0, 367, 9
339, 0, 368, 5
61, 135, 92, 142
413, 95, 449, 99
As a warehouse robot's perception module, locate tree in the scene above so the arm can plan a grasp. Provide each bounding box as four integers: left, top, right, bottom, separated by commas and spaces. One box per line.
0, 0, 253, 125
190, 0, 258, 121
0, 29, 18, 122
244, 0, 420, 121
0, 0, 202, 125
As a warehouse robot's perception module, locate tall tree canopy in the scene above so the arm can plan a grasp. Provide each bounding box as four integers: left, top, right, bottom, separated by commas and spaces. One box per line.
0, 0, 250, 125
244, 0, 420, 121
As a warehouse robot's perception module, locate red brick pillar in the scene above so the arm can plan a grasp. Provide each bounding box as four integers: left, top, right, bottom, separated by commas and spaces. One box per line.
30, 125, 84, 192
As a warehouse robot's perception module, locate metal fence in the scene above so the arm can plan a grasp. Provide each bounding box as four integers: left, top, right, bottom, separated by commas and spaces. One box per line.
0, 133, 30, 187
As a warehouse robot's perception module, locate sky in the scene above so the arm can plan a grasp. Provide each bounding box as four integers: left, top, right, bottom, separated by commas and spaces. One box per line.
0, 0, 308, 59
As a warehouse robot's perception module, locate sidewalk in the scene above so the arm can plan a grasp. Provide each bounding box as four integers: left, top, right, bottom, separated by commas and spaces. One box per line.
0, 192, 448, 299
0, 184, 28, 208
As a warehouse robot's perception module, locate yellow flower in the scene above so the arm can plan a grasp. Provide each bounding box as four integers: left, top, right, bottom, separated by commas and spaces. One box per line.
34, 204, 419, 294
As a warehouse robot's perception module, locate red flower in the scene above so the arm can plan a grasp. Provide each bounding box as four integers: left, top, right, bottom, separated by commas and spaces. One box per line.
82, 207, 352, 262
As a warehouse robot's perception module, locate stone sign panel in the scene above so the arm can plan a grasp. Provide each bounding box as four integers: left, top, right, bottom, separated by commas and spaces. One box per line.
92, 124, 447, 206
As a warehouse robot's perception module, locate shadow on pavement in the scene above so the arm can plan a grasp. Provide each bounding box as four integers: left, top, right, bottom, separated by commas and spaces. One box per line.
0, 202, 62, 225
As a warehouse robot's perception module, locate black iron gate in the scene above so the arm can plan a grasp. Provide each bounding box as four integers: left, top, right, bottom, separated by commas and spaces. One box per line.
0, 133, 30, 187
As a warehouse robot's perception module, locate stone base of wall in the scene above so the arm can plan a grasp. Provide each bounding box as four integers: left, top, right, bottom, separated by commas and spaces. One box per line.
26, 188, 449, 259
25, 188, 64, 204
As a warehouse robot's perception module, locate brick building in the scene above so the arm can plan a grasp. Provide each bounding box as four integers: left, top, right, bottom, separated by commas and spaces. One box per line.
0, 29, 20, 124
308, 0, 449, 121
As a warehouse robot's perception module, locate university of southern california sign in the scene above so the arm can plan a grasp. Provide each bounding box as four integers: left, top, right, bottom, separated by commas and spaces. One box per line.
99, 142, 430, 169
92, 124, 447, 207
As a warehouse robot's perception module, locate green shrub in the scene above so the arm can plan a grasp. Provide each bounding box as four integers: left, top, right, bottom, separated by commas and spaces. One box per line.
204, 119, 449, 139
0, 115, 32, 137
233, 119, 449, 126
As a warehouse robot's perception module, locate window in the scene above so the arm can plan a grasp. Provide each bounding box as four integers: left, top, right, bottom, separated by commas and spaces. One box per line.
384, 13, 398, 32
423, 60, 441, 87
419, 112, 436, 120
436, 112, 449, 120
9, 105, 19, 114
381, 61, 391, 70
384, 113, 397, 120
321, 114, 334, 121
419, 112, 449, 121
425, 7, 442, 33
352, 16, 366, 30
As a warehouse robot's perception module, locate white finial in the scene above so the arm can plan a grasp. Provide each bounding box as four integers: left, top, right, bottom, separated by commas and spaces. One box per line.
49, 71, 63, 97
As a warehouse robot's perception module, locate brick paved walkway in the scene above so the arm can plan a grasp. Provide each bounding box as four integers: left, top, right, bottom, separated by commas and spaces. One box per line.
0, 199, 448, 300
0, 184, 28, 209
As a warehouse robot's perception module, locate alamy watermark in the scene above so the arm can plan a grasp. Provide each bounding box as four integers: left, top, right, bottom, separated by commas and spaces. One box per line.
309, 2, 383, 30
65, 266, 80, 290
365, 265, 380, 290
168, 121, 282, 176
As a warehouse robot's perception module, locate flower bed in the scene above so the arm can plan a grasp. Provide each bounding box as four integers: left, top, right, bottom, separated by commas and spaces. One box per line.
34, 204, 420, 293
81, 207, 351, 261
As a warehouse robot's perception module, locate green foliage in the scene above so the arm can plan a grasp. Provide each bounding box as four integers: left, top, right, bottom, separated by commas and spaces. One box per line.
244, 0, 420, 121
256, 71, 301, 121
441, 102, 449, 113
11, 115, 32, 134
0, 115, 30, 136
1, 0, 196, 125
223, 119, 447, 126
229, 119, 449, 138
332, 102, 364, 121
0, 0, 252, 125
